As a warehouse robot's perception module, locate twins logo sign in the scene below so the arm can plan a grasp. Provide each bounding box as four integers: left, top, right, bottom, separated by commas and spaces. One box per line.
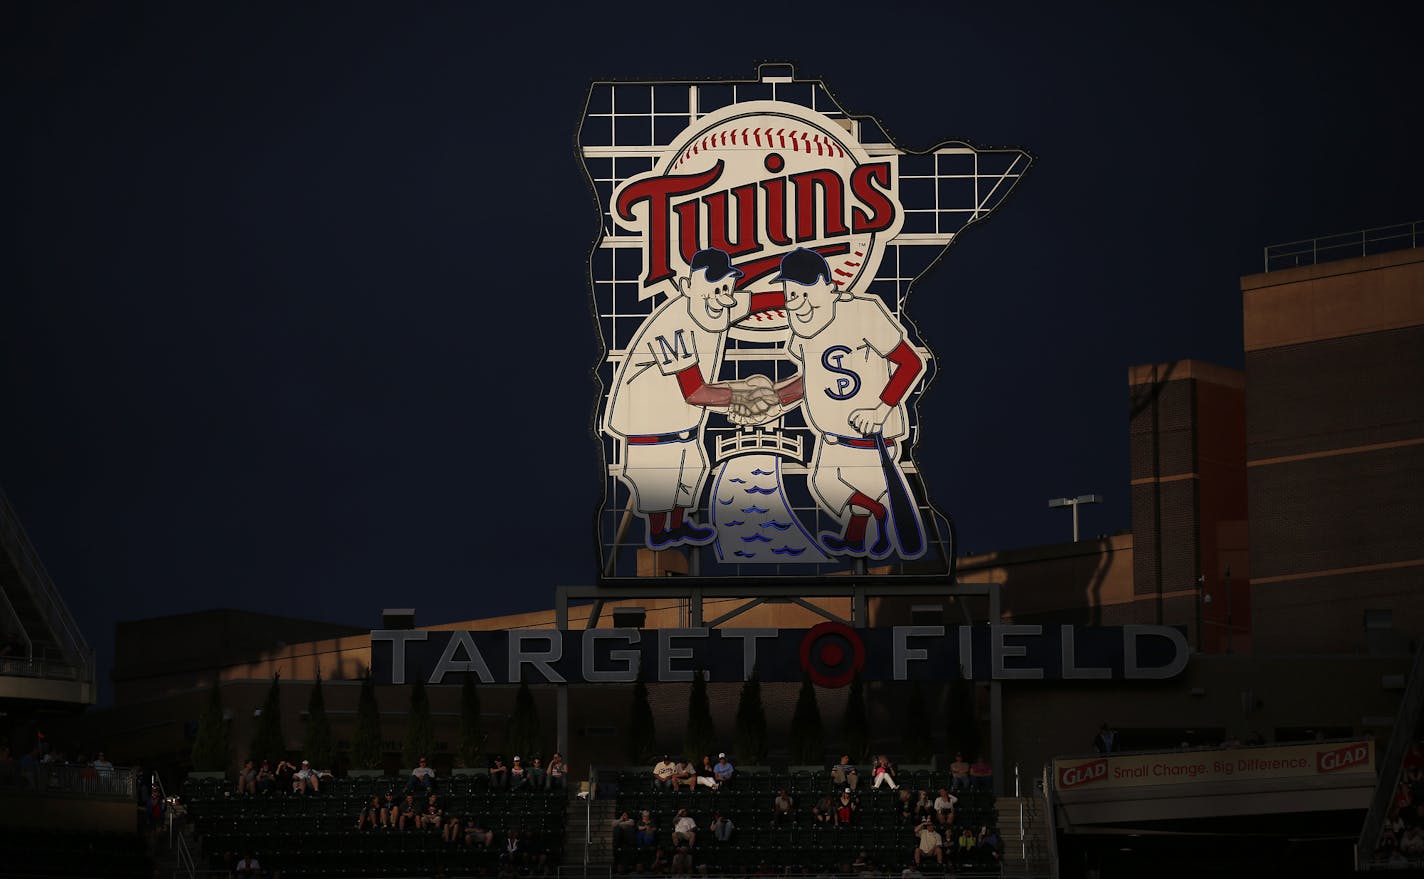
585, 66, 1030, 578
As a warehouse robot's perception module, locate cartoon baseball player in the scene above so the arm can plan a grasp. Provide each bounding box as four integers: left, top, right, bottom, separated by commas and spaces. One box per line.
602, 248, 785, 550
772, 248, 927, 558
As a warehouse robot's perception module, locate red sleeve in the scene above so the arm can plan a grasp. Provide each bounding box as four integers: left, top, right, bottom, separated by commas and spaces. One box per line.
749, 291, 786, 313
676, 365, 705, 400
879, 340, 922, 406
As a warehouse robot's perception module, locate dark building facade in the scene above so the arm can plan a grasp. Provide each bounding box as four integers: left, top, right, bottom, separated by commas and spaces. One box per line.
1242, 248, 1424, 653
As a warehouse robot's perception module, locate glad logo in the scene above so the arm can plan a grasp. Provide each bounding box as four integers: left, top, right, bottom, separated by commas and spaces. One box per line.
613, 101, 903, 331
1058, 759, 1108, 789
1317, 742, 1370, 773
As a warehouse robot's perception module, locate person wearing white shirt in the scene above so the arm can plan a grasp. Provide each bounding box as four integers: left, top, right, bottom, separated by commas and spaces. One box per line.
234, 852, 261, 878
672, 808, 697, 847
293, 759, 320, 794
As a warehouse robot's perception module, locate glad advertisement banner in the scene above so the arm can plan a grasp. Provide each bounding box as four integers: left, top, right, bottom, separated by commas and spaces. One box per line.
581, 64, 1030, 578
1054, 740, 1374, 792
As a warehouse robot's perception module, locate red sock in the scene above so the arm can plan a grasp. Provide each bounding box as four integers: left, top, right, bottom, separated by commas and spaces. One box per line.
844, 514, 870, 544
670, 507, 685, 529
649, 512, 668, 534
848, 491, 887, 520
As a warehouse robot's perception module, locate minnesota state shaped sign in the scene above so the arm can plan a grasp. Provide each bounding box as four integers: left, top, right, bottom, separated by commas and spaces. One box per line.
581, 64, 1029, 580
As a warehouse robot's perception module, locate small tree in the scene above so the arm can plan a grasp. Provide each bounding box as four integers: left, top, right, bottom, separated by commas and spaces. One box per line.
627, 663, 657, 763
901, 682, 933, 761
457, 675, 483, 768
351, 672, 383, 770
788, 672, 825, 765
403, 676, 435, 767
945, 666, 980, 760
684, 670, 716, 761
734, 669, 768, 764
248, 672, 285, 763
304, 669, 334, 769
191, 680, 230, 772
508, 681, 541, 760
840, 672, 870, 762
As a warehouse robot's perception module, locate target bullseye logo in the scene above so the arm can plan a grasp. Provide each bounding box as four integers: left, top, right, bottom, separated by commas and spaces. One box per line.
799, 621, 866, 688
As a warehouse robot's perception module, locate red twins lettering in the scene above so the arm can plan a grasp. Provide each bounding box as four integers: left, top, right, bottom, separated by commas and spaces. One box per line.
616, 158, 897, 288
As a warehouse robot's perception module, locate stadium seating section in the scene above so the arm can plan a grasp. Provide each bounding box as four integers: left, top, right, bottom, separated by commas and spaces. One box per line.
612, 768, 1002, 874
182, 775, 567, 877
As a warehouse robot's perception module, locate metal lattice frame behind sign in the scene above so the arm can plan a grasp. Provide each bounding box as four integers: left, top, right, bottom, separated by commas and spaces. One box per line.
580, 64, 1030, 581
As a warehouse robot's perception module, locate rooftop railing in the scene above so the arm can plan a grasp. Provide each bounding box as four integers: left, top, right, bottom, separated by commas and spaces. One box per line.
1263, 220, 1422, 272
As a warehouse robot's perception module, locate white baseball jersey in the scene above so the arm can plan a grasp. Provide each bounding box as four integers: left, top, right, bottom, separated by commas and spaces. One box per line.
787, 294, 912, 440
603, 297, 728, 438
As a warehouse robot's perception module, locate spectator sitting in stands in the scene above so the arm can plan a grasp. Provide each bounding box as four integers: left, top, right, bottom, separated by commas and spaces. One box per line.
696, 754, 720, 790
529, 756, 548, 790
636, 810, 657, 848
399, 794, 420, 830
380, 790, 400, 828
956, 826, 976, 860
948, 753, 970, 792
421, 792, 445, 831
674, 757, 697, 792
914, 790, 934, 825
712, 810, 734, 842
293, 759, 320, 794
234, 851, 261, 878
713, 752, 735, 787
464, 814, 494, 848
18, 746, 40, 790
500, 829, 523, 866
358, 795, 381, 831
671, 843, 693, 875
489, 756, 509, 790
812, 792, 835, 826
612, 810, 637, 847
407, 756, 436, 794
913, 819, 944, 867
969, 756, 993, 792
509, 756, 529, 791
653, 754, 678, 791
236, 759, 256, 796
831, 754, 859, 790
896, 789, 914, 825
442, 808, 465, 844
871, 755, 899, 791
835, 789, 857, 827
92, 751, 113, 776
672, 807, 698, 847
274, 757, 298, 791
255, 760, 275, 796
773, 788, 794, 826
547, 751, 567, 790
978, 825, 1002, 861
933, 788, 957, 827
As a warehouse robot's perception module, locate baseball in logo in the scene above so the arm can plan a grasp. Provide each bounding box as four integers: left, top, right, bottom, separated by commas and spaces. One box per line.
585, 69, 1029, 578
798, 621, 866, 688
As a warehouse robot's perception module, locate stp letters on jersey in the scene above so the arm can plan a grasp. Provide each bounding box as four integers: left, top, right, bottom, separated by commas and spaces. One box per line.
582, 65, 1028, 579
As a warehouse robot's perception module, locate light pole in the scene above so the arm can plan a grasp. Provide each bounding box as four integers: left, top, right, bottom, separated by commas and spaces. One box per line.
1048, 494, 1102, 542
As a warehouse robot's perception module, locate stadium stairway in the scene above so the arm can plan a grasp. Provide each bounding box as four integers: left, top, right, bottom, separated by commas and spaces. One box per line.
994, 796, 1052, 876
561, 791, 617, 868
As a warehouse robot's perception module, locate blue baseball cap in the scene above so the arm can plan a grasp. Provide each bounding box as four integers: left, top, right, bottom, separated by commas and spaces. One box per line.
772, 247, 832, 285
689, 248, 744, 282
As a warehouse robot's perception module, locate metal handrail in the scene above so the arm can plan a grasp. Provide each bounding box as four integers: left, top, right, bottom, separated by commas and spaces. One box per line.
1040, 764, 1060, 879
1263, 220, 1422, 272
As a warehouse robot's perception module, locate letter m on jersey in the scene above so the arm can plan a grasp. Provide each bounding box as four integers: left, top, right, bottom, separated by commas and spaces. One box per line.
651, 330, 693, 366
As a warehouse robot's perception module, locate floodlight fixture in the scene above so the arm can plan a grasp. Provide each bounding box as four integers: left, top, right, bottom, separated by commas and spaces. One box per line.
1047, 493, 1102, 542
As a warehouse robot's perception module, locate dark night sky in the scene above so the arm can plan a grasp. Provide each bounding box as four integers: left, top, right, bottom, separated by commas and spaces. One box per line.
3, 2, 1421, 703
